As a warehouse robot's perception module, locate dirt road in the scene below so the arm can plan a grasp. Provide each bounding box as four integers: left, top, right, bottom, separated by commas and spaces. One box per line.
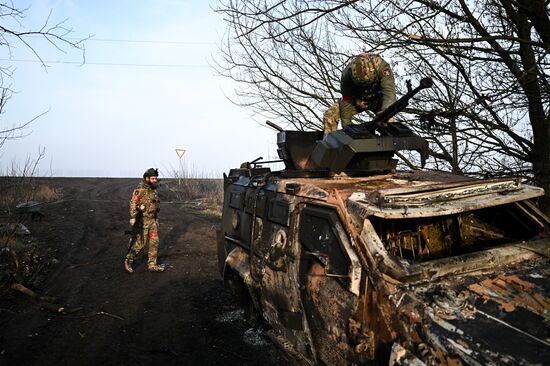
0, 178, 291, 365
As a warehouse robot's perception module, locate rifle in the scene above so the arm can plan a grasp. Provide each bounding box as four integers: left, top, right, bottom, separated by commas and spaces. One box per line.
125, 210, 143, 255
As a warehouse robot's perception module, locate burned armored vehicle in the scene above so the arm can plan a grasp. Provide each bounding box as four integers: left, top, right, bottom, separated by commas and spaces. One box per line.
217, 79, 550, 365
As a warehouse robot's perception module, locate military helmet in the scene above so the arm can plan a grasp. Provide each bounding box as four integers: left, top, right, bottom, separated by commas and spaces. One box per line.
143, 168, 159, 179
350, 52, 381, 83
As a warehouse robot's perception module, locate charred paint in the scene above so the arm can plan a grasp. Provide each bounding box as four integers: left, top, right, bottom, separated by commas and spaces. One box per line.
468, 274, 550, 314
220, 165, 550, 365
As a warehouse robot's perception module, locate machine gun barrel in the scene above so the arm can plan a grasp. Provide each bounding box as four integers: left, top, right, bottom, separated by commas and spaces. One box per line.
360, 77, 433, 131
266, 120, 284, 132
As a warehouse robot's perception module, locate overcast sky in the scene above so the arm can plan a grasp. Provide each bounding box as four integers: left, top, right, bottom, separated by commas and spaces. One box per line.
1, 0, 281, 177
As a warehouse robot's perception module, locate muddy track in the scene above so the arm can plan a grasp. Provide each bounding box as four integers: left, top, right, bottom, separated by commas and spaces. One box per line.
0, 178, 293, 365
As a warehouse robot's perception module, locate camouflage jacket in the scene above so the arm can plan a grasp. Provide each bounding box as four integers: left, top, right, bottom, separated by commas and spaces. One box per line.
129, 181, 160, 220
340, 52, 396, 112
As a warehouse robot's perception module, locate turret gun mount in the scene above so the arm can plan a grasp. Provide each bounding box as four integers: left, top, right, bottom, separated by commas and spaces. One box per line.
309, 77, 433, 174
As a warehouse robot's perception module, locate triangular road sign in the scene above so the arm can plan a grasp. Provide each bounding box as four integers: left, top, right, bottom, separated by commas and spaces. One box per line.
175, 149, 186, 158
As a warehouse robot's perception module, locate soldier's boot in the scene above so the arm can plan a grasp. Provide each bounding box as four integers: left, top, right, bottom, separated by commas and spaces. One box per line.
148, 264, 165, 272
124, 256, 134, 274
147, 235, 163, 272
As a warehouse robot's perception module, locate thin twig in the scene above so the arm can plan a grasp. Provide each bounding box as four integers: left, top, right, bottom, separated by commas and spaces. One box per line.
95, 311, 125, 321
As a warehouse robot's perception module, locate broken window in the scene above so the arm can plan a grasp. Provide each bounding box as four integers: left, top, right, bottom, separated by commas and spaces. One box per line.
299, 206, 350, 277
370, 201, 549, 261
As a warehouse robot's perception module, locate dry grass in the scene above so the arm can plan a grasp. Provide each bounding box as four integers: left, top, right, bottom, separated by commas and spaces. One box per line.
160, 178, 223, 202
0, 177, 60, 289
33, 184, 61, 202
0, 178, 60, 210
159, 178, 224, 218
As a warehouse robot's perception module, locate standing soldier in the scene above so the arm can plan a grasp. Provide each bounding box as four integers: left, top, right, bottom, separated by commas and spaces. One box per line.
124, 168, 165, 273
324, 52, 397, 135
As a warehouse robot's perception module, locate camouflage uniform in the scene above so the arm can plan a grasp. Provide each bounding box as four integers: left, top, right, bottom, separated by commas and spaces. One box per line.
125, 180, 162, 271
324, 53, 397, 134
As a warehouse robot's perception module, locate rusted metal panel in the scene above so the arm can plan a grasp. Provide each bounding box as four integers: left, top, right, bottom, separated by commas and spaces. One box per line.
468, 273, 550, 315
219, 167, 550, 365
348, 181, 544, 219
302, 262, 358, 365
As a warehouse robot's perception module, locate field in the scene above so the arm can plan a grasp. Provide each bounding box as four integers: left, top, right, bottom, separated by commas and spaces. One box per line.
0, 177, 292, 365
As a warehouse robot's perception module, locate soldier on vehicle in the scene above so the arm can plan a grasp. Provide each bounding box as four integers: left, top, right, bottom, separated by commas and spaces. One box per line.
124, 168, 165, 273
324, 52, 397, 135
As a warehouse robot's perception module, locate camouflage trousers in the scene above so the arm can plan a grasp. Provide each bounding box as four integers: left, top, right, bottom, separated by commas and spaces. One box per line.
323, 98, 390, 135
323, 100, 363, 135
126, 219, 160, 267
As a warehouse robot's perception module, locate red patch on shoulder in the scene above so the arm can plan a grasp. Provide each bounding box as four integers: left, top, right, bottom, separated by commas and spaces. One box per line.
382, 67, 391, 76
148, 232, 158, 238
132, 196, 139, 201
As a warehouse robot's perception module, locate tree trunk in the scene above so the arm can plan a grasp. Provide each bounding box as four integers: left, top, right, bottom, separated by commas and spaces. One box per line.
532, 127, 550, 216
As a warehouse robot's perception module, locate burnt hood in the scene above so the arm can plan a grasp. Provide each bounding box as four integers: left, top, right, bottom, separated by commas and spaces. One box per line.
404, 257, 549, 365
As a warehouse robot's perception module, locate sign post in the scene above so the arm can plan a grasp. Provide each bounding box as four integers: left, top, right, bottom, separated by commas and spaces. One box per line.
175, 149, 186, 186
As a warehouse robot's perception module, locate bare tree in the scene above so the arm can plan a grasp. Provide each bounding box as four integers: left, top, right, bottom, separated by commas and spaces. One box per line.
215, 0, 550, 213
0, 1, 84, 145
215, 1, 353, 130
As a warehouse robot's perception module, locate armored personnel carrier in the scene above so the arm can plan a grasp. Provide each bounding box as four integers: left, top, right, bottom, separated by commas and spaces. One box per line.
217, 79, 550, 365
